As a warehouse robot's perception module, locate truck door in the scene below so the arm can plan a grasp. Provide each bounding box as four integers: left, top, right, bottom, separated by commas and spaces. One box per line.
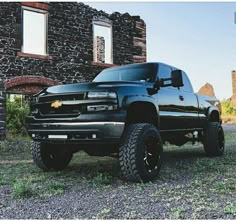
178, 72, 201, 129
156, 64, 185, 130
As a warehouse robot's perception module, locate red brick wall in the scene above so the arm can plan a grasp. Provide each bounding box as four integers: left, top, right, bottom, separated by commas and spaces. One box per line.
4, 76, 60, 94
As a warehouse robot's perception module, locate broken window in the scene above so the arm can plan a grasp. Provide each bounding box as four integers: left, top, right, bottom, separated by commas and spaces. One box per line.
22, 6, 48, 55
93, 19, 113, 64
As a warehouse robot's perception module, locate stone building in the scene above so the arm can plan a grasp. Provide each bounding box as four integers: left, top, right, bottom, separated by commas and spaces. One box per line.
198, 83, 216, 97
94, 36, 105, 63
0, 2, 147, 136
232, 71, 236, 108
0, 2, 146, 94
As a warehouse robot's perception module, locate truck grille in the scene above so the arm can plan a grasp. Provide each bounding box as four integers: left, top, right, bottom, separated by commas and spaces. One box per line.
38, 93, 85, 103
36, 93, 85, 118
39, 104, 80, 116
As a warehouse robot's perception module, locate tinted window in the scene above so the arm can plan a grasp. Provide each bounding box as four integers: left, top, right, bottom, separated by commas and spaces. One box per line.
93, 64, 155, 82
180, 72, 194, 93
157, 64, 172, 79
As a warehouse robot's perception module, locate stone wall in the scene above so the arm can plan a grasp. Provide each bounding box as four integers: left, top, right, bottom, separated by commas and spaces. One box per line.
0, 2, 146, 137
0, 2, 146, 93
232, 71, 236, 108
132, 17, 146, 63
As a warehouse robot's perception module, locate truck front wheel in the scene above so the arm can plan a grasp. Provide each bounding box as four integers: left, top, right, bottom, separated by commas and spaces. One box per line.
203, 122, 225, 156
31, 141, 73, 171
119, 123, 163, 182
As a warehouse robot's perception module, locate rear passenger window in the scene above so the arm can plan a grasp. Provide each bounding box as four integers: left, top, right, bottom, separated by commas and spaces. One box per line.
180, 72, 194, 93
157, 64, 172, 79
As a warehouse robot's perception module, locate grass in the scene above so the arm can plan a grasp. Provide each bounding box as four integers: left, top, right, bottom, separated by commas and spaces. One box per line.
87, 172, 114, 187
224, 203, 236, 215
96, 208, 112, 219
12, 179, 33, 199
170, 207, 185, 219
0, 132, 235, 219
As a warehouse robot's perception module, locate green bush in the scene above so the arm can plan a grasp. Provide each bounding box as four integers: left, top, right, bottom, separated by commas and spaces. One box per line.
221, 100, 236, 115
6, 97, 30, 136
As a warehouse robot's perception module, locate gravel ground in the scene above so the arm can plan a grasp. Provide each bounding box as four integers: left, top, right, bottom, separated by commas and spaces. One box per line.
0, 129, 235, 219
222, 124, 236, 132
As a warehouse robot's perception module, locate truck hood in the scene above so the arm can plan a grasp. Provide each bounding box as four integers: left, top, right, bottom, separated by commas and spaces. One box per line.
43, 81, 147, 95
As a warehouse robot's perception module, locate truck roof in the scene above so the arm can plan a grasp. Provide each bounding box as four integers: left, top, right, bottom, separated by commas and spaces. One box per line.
104, 62, 179, 72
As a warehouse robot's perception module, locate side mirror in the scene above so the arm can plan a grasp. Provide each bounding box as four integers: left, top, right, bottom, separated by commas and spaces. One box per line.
171, 70, 183, 88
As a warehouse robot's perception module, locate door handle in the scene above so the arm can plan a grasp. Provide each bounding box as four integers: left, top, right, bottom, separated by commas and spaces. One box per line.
179, 95, 184, 101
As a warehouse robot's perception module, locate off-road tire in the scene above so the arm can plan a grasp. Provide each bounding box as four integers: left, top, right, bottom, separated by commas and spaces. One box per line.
31, 141, 73, 171
119, 123, 163, 182
203, 122, 225, 157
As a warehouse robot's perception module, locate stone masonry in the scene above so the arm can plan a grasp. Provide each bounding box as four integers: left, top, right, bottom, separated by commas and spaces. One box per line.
0, 2, 146, 136
0, 2, 147, 94
232, 71, 236, 108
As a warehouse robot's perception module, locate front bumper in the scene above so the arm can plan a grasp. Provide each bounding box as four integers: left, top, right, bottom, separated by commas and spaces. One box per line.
27, 121, 125, 144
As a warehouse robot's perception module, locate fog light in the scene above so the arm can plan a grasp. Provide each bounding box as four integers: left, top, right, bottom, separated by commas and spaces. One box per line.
32, 134, 35, 138
92, 134, 97, 139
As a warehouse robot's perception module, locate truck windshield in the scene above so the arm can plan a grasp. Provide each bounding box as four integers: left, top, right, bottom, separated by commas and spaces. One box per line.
93, 64, 155, 82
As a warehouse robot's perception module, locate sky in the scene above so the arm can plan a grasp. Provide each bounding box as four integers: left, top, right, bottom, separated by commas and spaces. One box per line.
85, 2, 236, 100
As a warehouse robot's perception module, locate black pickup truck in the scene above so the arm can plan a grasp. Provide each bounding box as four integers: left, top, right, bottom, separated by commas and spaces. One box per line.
26, 62, 225, 182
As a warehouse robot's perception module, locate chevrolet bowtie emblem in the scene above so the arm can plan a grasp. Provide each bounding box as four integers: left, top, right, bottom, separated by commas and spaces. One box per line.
51, 100, 62, 108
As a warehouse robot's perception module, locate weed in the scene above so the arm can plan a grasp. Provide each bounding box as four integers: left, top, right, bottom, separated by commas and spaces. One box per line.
170, 207, 185, 219
89, 172, 113, 187
224, 203, 236, 215
96, 208, 112, 219
12, 179, 33, 199
46, 181, 65, 196
215, 180, 236, 193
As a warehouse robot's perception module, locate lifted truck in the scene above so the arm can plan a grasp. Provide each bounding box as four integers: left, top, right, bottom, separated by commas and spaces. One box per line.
26, 62, 225, 182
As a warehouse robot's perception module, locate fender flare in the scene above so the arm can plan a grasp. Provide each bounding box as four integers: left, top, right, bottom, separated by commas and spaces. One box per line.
123, 95, 160, 128
207, 106, 220, 122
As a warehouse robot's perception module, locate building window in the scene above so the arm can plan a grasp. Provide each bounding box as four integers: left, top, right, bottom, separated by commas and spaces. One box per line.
93, 18, 113, 64
22, 6, 48, 56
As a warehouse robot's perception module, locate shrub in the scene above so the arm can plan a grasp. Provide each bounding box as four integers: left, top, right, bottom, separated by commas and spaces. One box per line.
221, 100, 236, 115
6, 97, 30, 136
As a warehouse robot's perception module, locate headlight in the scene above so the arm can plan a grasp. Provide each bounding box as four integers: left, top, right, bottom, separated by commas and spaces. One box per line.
87, 91, 117, 99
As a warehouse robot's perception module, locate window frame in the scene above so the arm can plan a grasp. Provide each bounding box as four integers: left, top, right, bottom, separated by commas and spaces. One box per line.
92, 20, 113, 65
20, 5, 49, 57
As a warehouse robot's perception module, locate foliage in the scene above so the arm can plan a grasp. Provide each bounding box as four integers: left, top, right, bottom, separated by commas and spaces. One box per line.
12, 179, 33, 199
6, 97, 30, 136
221, 100, 236, 115
88, 172, 114, 187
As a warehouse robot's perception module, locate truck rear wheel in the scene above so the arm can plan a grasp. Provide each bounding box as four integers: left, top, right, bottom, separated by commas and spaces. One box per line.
119, 123, 163, 182
31, 141, 73, 171
203, 122, 225, 156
